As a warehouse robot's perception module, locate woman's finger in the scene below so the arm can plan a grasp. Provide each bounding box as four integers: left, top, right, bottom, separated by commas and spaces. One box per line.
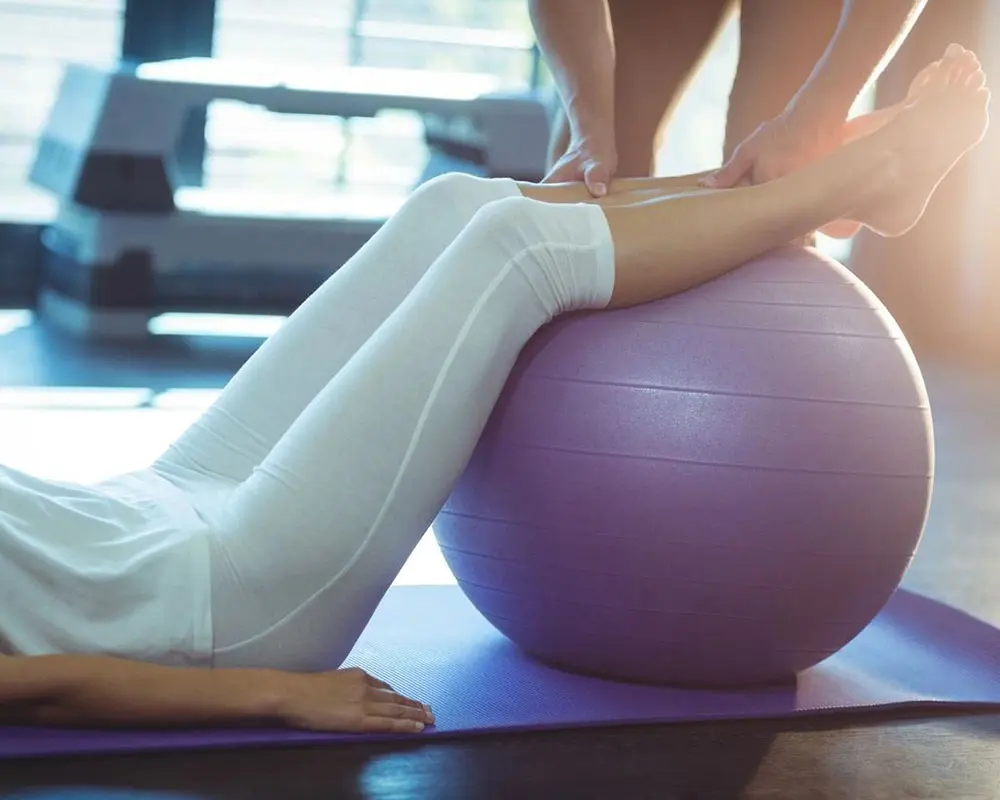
358, 715, 427, 734
368, 686, 429, 712
363, 671, 395, 691
366, 702, 433, 724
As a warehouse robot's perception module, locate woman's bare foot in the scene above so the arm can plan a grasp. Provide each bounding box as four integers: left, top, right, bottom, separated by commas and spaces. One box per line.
819, 47, 981, 239
851, 44, 990, 238
842, 45, 986, 145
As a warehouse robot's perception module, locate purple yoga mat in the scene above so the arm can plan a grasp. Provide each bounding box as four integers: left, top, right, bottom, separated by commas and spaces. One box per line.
3, 585, 1000, 759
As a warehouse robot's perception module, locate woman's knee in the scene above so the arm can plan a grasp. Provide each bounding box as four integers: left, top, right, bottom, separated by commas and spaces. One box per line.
460, 196, 613, 313
460, 194, 608, 271
462, 194, 548, 244
409, 171, 498, 212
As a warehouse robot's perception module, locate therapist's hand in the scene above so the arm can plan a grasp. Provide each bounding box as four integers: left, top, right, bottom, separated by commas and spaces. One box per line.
545, 134, 618, 197
702, 110, 842, 189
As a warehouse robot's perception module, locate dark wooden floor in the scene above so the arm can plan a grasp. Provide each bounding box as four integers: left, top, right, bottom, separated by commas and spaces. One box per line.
2, 318, 1000, 799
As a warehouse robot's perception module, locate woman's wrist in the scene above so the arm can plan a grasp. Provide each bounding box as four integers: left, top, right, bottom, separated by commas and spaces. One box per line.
209, 667, 301, 725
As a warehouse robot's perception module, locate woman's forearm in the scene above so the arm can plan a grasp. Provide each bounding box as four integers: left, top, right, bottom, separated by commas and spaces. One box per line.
788, 0, 928, 125
1, 654, 288, 728
529, 0, 615, 140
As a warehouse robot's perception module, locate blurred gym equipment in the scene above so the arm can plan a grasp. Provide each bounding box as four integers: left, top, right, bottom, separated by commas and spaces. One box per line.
29, 58, 551, 339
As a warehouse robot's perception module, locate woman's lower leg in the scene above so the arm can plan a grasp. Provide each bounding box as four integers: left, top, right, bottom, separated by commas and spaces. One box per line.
601, 139, 895, 307
520, 172, 714, 207
519, 69, 935, 233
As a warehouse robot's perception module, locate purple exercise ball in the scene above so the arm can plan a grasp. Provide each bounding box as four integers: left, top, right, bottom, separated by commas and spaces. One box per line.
435, 247, 934, 686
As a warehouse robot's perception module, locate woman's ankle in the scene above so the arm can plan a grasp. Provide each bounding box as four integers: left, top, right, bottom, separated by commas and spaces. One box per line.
846, 147, 904, 228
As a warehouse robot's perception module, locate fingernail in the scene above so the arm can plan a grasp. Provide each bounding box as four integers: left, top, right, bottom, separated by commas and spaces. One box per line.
422, 703, 432, 712
413, 722, 425, 731
947, 43, 962, 57
593, 183, 607, 197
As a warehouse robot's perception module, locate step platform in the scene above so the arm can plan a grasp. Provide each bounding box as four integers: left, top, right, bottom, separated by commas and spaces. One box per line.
29, 58, 552, 339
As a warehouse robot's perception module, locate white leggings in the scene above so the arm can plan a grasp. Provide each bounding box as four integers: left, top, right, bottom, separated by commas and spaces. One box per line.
153, 174, 616, 671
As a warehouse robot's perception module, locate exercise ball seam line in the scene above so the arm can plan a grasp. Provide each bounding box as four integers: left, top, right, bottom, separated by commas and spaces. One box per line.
440, 545, 909, 596
609, 316, 904, 340
434, 521, 914, 558
694, 298, 881, 311
700, 279, 855, 287
517, 373, 931, 411
458, 581, 866, 629
486, 442, 933, 479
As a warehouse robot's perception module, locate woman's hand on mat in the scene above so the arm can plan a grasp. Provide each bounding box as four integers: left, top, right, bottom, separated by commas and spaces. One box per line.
278, 667, 434, 734
0, 655, 432, 733
702, 110, 842, 190
545, 134, 617, 198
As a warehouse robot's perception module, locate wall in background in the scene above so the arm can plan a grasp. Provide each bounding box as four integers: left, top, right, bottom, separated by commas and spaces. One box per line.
961, 0, 1000, 361
851, 0, 992, 364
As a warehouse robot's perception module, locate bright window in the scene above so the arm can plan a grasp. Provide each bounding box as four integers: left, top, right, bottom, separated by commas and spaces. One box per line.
208, 0, 540, 196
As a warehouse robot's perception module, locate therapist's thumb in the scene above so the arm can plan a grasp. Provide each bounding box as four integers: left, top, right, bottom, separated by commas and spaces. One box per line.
703, 145, 752, 189
583, 159, 613, 198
